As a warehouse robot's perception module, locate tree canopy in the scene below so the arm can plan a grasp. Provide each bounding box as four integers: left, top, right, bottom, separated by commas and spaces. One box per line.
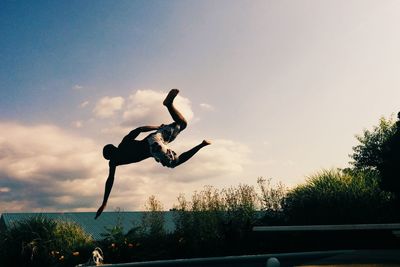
349, 116, 397, 171
350, 113, 400, 198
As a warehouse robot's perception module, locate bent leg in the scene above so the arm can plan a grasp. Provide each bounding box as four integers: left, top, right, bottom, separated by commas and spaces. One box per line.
172, 140, 211, 168
163, 89, 187, 130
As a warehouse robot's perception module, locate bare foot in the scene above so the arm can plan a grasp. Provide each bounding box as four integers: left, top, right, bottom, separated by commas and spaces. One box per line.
163, 89, 179, 106
202, 140, 211, 146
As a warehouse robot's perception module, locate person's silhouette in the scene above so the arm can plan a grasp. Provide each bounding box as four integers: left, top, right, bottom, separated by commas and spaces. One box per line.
95, 89, 211, 219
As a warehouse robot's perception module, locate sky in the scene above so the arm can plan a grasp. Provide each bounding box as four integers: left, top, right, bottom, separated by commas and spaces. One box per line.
1, 0, 400, 213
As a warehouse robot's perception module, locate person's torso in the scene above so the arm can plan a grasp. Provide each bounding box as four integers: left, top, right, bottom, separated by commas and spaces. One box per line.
113, 139, 151, 165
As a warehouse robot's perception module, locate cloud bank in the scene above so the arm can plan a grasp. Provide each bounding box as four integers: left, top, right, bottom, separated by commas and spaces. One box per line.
122, 90, 194, 126
98, 89, 195, 138
1, 90, 250, 212
93, 96, 125, 118
0, 122, 104, 211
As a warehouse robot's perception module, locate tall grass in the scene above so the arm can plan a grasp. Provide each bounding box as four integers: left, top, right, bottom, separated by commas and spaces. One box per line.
257, 177, 287, 211
171, 184, 267, 256
140, 195, 166, 237
99, 197, 170, 263
0, 215, 93, 267
282, 169, 395, 225
2, 173, 396, 265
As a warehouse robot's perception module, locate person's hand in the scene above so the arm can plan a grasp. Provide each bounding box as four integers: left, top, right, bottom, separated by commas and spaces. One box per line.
202, 140, 211, 146
95, 203, 106, 219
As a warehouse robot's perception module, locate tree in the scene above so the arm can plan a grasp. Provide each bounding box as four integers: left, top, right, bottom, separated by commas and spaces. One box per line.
350, 113, 400, 199
350, 115, 397, 171
378, 112, 400, 199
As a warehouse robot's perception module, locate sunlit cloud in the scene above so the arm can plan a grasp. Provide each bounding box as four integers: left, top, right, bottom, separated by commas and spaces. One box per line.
72, 120, 83, 128
93, 96, 125, 118
0, 121, 251, 212
0, 187, 10, 193
80, 100, 89, 108
200, 103, 215, 111
122, 90, 194, 126
72, 84, 83, 90
171, 139, 250, 182
97, 138, 251, 210
0, 122, 105, 211
0, 89, 245, 212
96, 90, 195, 140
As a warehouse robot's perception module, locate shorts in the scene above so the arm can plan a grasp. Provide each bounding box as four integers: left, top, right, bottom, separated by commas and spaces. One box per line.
147, 122, 181, 168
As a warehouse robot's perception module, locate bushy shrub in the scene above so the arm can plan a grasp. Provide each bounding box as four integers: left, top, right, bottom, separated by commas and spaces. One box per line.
99, 199, 169, 263
350, 116, 397, 171
379, 113, 400, 199
0, 215, 93, 267
282, 169, 396, 225
172, 187, 226, 257
349, 114, 400, 200
98, 210, 140, 264
137, 196, 170, 260
257, 177, 287, 211
140, 195, 166, 238
172, 184, 262, 256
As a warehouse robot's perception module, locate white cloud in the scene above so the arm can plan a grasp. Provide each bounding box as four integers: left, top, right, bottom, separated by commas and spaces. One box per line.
0, 122, 105, 211
171, 139, 250, 182
72, 120, 83, 128
0, 187, 10, 193
200, 103, 215, 111
0, 119, 250, 211
122, 90, 194, 126
109, 138, 251, 209
72, 84, 83, 90
80, 100, 89, 108
93, 96, 125, 118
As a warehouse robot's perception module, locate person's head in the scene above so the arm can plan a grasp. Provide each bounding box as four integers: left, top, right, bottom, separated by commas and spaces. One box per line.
103, 144, 117, 160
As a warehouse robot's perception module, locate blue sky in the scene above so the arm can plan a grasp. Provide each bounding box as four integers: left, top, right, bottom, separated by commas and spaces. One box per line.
1, 1, 400, 212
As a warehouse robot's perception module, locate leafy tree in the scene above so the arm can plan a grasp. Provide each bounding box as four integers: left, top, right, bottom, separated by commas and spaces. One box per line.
350, 113, 400, 199
378, 112, 400, 199
349, 115, 397, 171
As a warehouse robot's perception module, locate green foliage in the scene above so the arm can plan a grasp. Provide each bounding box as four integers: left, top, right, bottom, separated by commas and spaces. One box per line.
172, 184, 264, 256
52, 220, 94, 265
0, 215, 93, 267
172, 187, 227, 257
257, 177, 287, 211
257, 177, 287, 225
282, 169, 395, 225
350, 116, 397, 171
138, 196, 170, 260
1, 169, 395, 265
140, 195, 166, 238
99, 210, 140, 264
99, 199, 170, 264
0, 216, 57, 267
349, 113, 400, 198
378, 115, 400, 197
96, 183, 283, 262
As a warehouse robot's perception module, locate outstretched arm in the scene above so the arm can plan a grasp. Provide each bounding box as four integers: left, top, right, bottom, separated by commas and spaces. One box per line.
172, 140, 211, 168
122, 125, 163, 142
95, 163, 116, 219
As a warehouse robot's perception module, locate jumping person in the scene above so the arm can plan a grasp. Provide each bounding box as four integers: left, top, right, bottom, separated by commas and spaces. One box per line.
95, 89, 211, 219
